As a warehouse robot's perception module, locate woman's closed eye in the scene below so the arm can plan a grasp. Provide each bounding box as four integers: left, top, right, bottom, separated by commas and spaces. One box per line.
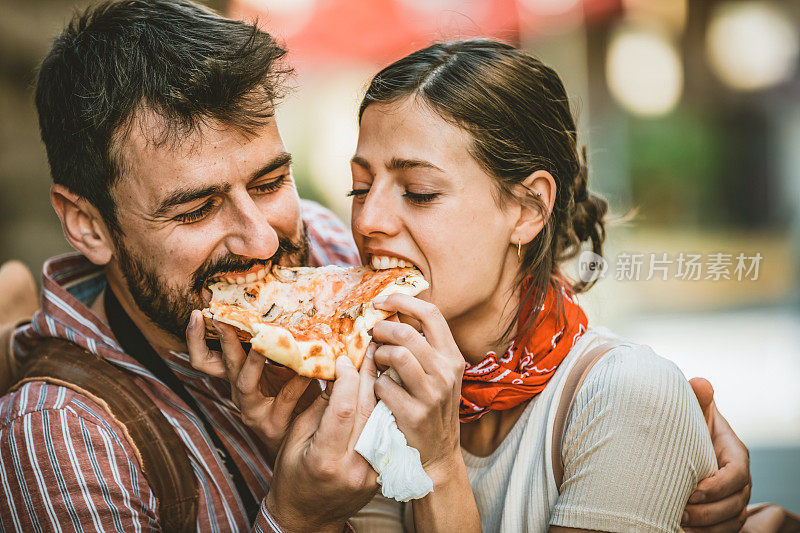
346, 187, 440, 205
403, 191, 438, 204
346, 188, 370, 199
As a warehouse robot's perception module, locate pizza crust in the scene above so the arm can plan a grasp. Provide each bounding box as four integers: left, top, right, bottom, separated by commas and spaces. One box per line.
202, 266, 428, 379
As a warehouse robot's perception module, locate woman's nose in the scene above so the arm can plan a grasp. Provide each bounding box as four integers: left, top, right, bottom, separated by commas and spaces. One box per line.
353, 189, 401, 238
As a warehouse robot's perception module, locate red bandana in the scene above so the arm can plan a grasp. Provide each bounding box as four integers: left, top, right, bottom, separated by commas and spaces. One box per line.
459, 280, 588, 422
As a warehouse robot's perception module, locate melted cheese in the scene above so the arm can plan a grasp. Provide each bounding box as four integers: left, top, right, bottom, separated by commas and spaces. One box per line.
208, 266, 415, 350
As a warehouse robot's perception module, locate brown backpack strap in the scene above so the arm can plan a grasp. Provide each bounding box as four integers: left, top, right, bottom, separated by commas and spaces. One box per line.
10, 338, 198, 531
551, 341, 618, 492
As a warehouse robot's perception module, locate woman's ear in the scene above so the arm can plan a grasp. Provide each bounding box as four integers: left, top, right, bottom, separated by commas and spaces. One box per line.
51, 184, 114, 266
511, 170, 556, 246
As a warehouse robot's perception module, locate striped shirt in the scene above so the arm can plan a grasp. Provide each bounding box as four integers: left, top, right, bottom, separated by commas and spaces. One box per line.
0, 200, 360, 532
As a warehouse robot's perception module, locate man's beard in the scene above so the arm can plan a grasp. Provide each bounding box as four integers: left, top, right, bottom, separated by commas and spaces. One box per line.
115, 231, 309, 341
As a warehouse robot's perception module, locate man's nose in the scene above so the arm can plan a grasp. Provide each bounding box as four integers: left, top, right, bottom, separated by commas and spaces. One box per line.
224, 195, 279, 259
353, 187, 401, 238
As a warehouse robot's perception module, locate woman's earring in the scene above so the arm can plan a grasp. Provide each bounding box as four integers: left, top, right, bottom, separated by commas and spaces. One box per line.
517, 239, 522, 259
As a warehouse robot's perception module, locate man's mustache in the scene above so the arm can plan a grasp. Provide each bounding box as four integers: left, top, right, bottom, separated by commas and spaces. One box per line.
190, 238, 304, 293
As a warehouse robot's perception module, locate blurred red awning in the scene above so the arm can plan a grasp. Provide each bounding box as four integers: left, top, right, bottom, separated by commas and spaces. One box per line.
228, 0, 621, 68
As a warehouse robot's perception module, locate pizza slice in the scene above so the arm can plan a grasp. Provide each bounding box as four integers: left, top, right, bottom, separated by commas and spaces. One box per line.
201, 265, 428, 379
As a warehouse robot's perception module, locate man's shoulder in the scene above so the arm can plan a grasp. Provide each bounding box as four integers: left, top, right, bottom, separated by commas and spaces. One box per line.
0, 380, 130, 442
0, 380, 159, 527
300, 199, 360, 267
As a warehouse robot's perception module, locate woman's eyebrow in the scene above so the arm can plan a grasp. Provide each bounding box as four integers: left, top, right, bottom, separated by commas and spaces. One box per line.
350, 155, 373, 174
350, 156, 445, 174
386, 157, 444, 173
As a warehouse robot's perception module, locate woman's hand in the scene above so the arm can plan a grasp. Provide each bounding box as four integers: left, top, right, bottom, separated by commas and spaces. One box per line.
371, 293, 480, 533
681, 378, 751, 532
185, 310, 319, 459
370, 293, 467, 480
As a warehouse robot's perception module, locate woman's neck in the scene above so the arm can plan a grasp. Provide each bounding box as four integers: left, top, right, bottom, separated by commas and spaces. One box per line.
447, 255, 521, 362
459, 401, 529, 457
448, 253, 528, 456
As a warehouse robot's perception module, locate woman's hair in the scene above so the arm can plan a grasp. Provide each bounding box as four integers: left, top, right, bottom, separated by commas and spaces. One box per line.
359, 38, 608, 339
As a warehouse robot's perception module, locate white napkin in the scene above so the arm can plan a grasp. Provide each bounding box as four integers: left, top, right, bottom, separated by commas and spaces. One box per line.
355, 368, 433, 502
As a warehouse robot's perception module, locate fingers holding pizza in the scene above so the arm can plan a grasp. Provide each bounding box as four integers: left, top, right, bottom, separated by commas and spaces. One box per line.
266, 353, 380, 530
192, 263, 430, 468
370, 293, 467, 481
186, 309, 317, 459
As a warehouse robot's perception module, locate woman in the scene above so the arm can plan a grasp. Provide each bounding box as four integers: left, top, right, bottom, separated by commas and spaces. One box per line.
190, 39, 751, 531
345, 38, 715, 532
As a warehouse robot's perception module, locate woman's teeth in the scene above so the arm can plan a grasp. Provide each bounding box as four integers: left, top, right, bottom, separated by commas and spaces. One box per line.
211, 265, 270, 285
370, 255, 413, 270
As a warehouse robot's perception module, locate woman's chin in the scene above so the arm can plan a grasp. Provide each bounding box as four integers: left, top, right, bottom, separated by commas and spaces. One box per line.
416, 287, 432, 303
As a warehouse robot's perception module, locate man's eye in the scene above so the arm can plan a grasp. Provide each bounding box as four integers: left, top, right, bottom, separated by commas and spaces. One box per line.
252, 175, 286, 194
174, 201, 215, 224
403, 191, 438, 204
346, 188, 370, 198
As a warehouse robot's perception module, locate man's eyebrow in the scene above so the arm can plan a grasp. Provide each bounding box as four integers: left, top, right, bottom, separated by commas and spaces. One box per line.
247, 151, 293, 183
152, 152, 293, 217
386, 157, 444, 173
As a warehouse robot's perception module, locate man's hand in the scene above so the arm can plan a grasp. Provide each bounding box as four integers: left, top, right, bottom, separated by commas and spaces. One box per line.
0, 260, 38, 325
0, 260, 39, 391
266, 355, 380, 532
186, 310, 319, 458
682, 378, 751, 532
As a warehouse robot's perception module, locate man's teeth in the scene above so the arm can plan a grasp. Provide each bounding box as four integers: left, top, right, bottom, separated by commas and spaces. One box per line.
370, 255, 413, 270
212, 266, 270, 285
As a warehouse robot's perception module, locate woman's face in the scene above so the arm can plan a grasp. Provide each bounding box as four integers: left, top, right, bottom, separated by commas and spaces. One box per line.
350, 96, 522, 327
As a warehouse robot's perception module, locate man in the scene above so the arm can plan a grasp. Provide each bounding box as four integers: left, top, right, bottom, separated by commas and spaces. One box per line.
0, 0, 750, 531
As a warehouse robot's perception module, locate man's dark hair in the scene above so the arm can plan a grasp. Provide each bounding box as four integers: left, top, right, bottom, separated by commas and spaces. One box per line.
35, 0, 291, 234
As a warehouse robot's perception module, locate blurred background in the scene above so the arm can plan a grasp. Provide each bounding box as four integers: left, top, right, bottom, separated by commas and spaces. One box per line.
2, 0, 798, 511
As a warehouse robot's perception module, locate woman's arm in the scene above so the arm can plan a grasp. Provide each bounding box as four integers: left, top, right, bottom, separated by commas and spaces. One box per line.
411, 454, 480, 532
683, 378, 751, 531
370, 293, 481, 533
550, 344, 717, 533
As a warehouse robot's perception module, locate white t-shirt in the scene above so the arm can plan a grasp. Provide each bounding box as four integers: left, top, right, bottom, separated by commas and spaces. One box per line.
351, 328, 717, 533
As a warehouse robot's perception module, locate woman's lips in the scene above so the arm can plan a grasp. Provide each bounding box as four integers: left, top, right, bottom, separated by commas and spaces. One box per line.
369, 254, 415, 270
364, 248, 419, 271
